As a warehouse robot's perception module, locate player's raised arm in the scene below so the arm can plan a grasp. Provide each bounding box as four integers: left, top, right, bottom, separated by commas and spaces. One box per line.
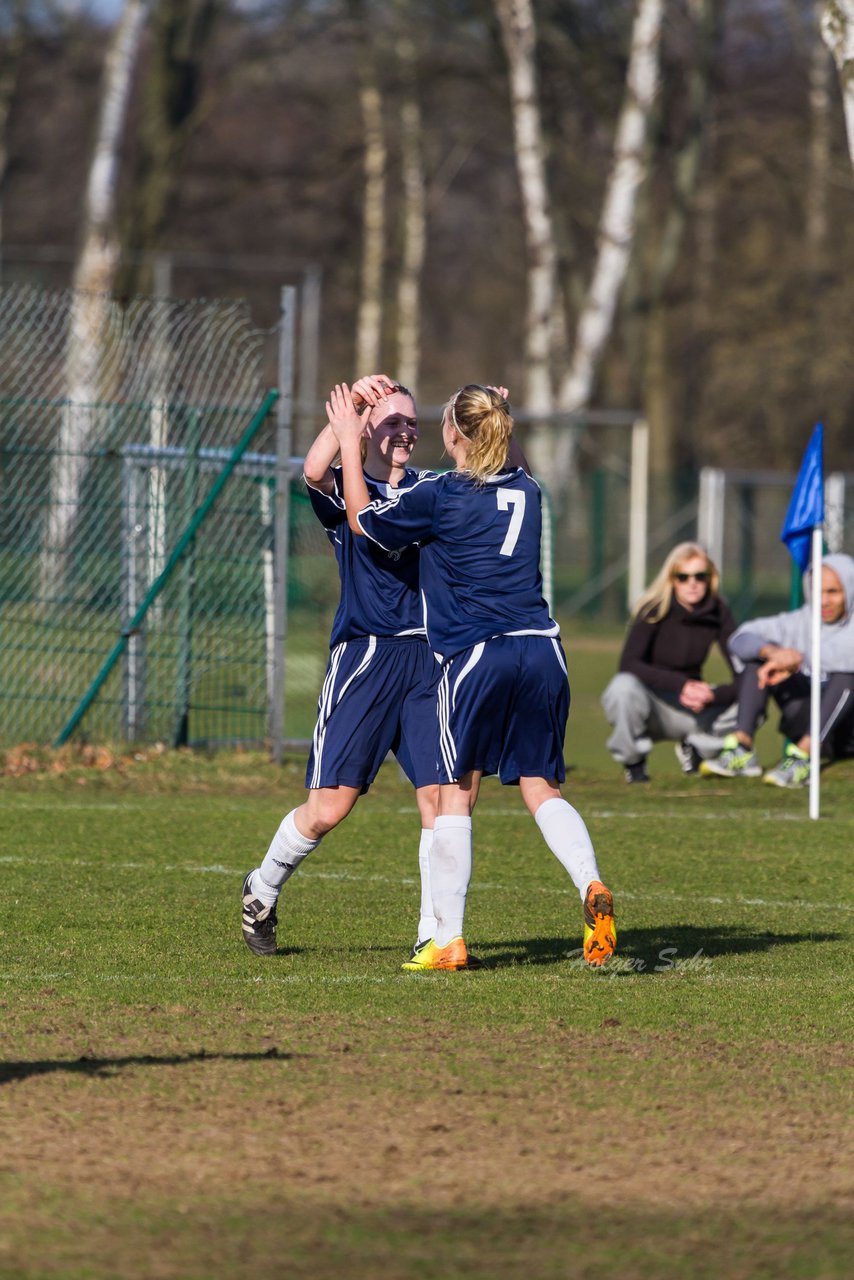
302, 421, 341, 495
326, 383, 371, 533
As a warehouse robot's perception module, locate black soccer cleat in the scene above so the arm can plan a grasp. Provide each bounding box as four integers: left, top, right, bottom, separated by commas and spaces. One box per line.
241, 872, 278, 956
674, 740, 702, 775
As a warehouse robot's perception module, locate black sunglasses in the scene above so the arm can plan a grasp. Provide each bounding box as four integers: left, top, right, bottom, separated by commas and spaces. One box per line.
673, 571, 709, 583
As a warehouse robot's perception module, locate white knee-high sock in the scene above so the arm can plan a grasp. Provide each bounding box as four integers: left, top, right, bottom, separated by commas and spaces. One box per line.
417, 828, 437, 944
251, 810, 320, 906
430, 815, 472, 947
534, 797, 601, 900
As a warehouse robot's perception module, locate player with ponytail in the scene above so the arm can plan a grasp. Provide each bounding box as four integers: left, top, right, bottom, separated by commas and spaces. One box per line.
330, 380, 616, 972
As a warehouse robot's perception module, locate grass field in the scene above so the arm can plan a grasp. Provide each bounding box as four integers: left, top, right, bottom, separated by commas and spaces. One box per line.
1, 628, 852, 1279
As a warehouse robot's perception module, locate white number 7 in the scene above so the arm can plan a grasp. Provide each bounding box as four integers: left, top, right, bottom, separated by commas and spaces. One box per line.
496, 489, 526, 556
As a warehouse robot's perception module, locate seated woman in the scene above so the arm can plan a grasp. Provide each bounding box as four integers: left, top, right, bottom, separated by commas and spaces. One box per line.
601, 542, 738, 782
700, 553, 854, 788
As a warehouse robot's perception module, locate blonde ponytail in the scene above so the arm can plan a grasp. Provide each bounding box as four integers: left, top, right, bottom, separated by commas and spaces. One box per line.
446, 384, 513, 482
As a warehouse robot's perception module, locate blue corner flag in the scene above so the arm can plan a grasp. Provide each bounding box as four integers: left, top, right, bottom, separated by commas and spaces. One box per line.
781, 424, 824, 572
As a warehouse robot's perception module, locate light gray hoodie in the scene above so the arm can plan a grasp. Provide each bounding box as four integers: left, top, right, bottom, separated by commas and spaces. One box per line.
729, 553, 854, 678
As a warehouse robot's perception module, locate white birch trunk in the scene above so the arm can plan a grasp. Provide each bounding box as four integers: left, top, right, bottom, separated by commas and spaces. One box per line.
395, 34, 426, 393
355, 70, 386, 374
821, 1, 854, 167
495, 0, 558, 472
43, 0, 150, 595
807, 2, 832, 266
558, 0, 664, 419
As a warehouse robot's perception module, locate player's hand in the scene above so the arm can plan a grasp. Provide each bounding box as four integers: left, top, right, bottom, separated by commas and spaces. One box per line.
679, 679, 714, 712
351, 373, 395, 409
757, 648, 802, 688
326, 383, 370, 447
486, 384, 510, 402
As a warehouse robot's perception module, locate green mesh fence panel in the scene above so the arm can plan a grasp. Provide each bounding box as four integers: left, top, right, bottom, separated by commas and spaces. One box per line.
0, 283, 333, 749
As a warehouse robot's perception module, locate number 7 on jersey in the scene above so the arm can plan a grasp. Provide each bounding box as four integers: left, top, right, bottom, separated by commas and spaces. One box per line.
496, 489, 526, 556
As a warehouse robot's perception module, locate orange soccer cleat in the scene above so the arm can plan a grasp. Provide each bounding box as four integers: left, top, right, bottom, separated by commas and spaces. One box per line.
583, 880, 617, 967
401, 936, 481, 971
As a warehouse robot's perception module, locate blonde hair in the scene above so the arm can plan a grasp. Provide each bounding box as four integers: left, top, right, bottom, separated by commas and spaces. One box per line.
632, 541, 720, 623
445, 384, 512, 482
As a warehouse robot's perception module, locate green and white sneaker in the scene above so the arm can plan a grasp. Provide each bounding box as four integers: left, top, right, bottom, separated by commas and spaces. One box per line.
699, 734, 763, 779
763, 747, 810, 789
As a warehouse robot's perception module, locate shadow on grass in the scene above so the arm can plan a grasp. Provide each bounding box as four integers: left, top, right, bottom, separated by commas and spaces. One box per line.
481, 923, 843, 970
0, 1047, 304, 1087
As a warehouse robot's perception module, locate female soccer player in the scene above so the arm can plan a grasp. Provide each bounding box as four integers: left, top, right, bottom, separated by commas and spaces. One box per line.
241, 375, 441, 960
330, 380, 616, 971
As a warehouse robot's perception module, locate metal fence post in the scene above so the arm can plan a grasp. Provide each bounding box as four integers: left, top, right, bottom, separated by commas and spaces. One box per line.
121, 454, 146, 741
271, 286, 296, 763
627, 417, 649, 609
297, 263, 322, 454
697, 466, 725, 574
174, 409, 201, 746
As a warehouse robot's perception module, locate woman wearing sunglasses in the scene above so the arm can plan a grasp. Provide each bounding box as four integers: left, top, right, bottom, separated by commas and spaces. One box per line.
601, 542, 738, 782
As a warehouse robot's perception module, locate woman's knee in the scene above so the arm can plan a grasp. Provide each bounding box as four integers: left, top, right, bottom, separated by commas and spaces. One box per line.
300, 787, 360, 837
601, 671, 645, 712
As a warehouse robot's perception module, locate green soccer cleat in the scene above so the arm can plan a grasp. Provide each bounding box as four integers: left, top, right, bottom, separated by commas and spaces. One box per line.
699, 735, 762, 779
763, 749, 810, 789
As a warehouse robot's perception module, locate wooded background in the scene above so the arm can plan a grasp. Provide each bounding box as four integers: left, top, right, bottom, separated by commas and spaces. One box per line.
1, 0, 852, 482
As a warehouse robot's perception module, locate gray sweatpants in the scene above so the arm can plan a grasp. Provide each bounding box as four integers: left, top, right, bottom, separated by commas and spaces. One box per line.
601, 672, 737, 766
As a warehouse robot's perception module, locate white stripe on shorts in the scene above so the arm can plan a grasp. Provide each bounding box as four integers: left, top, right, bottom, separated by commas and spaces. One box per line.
438, 666, 454, 777
335, 635, 377, 706
550, 637, 567, 676
310, 638, 378, 789
310, 643, 347, 788
438, 642, 485, 779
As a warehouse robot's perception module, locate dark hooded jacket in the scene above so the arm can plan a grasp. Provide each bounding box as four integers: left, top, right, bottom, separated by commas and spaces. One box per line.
618, 592, 737, 704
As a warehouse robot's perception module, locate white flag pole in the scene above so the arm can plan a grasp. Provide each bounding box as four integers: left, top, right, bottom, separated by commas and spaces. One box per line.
808, 526, 823, 820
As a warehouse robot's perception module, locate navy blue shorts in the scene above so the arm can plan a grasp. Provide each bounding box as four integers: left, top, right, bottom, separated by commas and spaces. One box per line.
437, 634, 569, 784
306, 636, 440, 791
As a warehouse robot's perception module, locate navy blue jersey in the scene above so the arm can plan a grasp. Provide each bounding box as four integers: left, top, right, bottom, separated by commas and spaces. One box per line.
306, 466, 431, 647
356, 468, 558, 659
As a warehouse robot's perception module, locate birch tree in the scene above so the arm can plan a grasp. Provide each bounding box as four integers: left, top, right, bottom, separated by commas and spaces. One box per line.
494, 0, 559, 443
822, 0, 854, 166
557, 0, 665, 427
119, 0, 219, 295
42, 0, 150, 595
394, 29, 426, 392
807, 1, 832, 267
353, 1, 386, 374
394, 7, 427, 391
627, 0, 723, 484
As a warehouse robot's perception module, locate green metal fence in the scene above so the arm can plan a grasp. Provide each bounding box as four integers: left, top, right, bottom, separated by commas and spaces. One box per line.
0, 283, 337, 751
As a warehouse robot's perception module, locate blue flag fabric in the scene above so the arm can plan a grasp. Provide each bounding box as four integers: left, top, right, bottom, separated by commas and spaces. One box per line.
781, 423, 824, 572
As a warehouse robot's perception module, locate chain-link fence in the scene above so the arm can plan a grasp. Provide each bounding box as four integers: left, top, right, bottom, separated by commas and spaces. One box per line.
0, 282, 337, 751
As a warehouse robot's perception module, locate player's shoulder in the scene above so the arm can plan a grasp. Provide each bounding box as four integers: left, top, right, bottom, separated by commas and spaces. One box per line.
498, 466, 539, 490
471, 466, 539, 492
401, 466, 441, 488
